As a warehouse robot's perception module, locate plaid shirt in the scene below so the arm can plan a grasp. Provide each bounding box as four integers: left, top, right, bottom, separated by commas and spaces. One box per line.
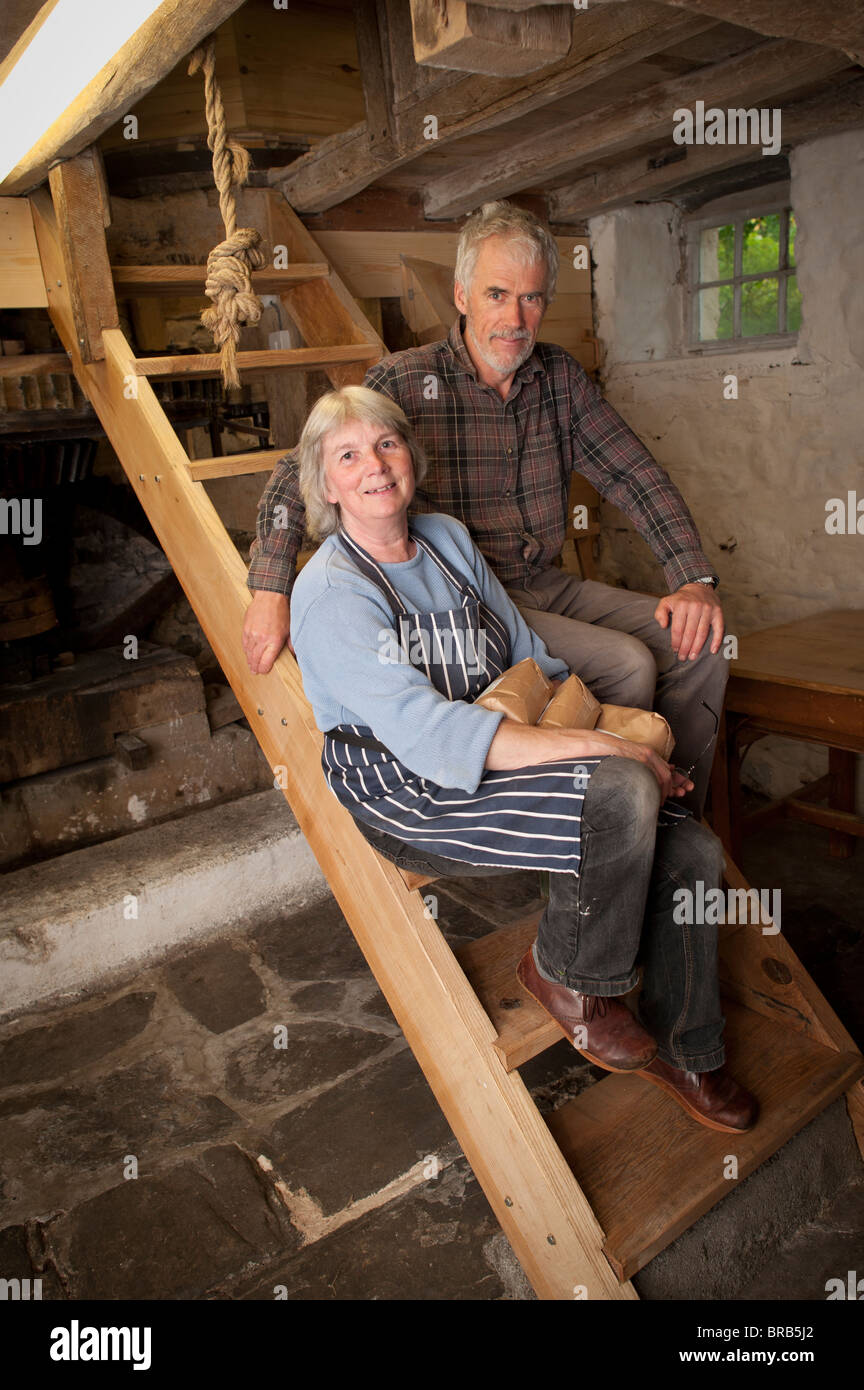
248, 318, 715, 595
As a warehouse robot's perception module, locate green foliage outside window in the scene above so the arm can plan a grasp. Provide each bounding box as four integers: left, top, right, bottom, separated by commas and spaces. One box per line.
695, 210, 799, 342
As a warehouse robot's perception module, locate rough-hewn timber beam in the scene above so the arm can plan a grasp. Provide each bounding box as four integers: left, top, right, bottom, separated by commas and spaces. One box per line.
409, 0, 572, 77
462, 1, 574, 7
0, 0, 246, 196
423, 39, 850, 218
549, 75, 864, 219
567, 0, 864, 65
354, 0, 399, 165
271, 5, 716, 212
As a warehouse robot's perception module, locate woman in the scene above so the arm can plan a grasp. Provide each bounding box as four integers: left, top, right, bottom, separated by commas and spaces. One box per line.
289, 385, 757, 1134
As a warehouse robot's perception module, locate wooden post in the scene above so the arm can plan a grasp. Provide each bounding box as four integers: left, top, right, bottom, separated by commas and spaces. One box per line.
828, 747, 856, 859
48, 148, 119, 363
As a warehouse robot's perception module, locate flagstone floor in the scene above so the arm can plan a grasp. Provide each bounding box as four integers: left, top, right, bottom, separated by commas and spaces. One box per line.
0, 814, 861, 1302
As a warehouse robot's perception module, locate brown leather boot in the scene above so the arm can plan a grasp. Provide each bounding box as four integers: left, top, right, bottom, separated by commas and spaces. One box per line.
516, 948, 657, 1072
639, 1056, 759, 1132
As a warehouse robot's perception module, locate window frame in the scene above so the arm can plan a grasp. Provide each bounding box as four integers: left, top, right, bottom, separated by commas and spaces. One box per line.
685, 191, 800, 354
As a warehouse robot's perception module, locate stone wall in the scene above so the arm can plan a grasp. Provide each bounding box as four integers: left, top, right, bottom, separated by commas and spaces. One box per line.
587, 129, 864, 804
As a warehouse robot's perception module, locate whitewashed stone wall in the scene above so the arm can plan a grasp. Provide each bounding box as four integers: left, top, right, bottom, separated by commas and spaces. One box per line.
588, 129, 864, 804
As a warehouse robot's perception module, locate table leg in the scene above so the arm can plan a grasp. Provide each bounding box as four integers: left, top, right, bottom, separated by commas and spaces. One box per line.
829, 747, 856, 858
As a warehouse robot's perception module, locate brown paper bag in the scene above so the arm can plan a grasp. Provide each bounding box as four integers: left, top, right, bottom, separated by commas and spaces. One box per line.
596, 705, 675, 760
538, 673, 601, 731
475, 661, 675, 761
474, 658, 554, 724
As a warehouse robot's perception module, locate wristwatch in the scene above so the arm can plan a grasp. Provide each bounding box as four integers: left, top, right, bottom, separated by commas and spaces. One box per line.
692, 576, 718, 588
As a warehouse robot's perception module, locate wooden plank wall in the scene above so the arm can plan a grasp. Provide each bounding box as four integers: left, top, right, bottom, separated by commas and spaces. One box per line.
0, 197, 48, 307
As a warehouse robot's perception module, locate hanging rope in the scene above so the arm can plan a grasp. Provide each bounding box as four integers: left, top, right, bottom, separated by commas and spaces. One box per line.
188, 37, 265, 390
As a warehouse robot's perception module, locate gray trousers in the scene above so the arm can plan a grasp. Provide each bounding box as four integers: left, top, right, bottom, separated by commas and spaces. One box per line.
505, 569, 730, 817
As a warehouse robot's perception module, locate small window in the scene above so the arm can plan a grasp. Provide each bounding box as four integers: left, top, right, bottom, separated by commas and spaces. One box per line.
688, 206, 800, 348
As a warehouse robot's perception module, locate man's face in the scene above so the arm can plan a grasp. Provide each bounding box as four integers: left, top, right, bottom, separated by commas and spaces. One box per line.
454, 234, 549, 380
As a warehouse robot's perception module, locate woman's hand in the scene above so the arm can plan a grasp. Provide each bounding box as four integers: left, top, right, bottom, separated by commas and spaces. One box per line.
582, 731, 692, 801
484, 720, 693, 802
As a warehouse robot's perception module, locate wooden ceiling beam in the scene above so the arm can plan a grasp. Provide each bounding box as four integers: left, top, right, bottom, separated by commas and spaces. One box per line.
409, 0, 572, 77
354, 0, 399, 165
422, 39, 850, 218
271, 5, 716, 212
463, 1, 574, 7
549, 74, 864, 219
0, 0, 246, 196
570, 0, 864, 66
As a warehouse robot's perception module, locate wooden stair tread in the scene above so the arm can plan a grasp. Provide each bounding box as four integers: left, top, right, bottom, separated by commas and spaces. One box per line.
134, 345, 380, 379
456, 912, 551, 1070
399, 869, 437, 891
188, 448, 289, 481
546, 998, 864, 1281
112, 264, 329, 294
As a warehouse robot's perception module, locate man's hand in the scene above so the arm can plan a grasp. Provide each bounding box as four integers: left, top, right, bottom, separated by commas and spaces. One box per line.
654, 583, 724, 662
243, 590, 293, 674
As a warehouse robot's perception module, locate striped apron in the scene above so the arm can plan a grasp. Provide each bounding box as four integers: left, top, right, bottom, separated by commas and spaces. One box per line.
322, 524, 603, 875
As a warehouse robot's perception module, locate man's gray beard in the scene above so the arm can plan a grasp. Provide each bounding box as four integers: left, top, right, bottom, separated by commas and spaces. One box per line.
469, 325, 534, 376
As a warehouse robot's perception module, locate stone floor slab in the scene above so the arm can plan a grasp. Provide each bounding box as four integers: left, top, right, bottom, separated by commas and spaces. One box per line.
264, 1047, 452, 1216
161, 942, 267, 1034
46, 1144, 299, 1300
223, 1021, 394, 1107
250, 899, 370, 983
0, 993, 155, 1089
0, 1056, 239, 1224
232, 1160, 508, 1301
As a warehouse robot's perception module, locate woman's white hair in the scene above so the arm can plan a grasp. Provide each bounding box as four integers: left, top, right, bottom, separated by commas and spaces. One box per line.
297, 385, 428, 541
454, 200, 559, 302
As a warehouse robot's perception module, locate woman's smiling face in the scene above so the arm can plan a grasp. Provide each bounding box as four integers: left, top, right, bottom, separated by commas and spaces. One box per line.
322, 417, 415, 530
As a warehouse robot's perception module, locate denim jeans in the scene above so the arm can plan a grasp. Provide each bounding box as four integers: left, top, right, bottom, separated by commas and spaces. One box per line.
533, 758, 727, 1071
351, 757, 727, 1072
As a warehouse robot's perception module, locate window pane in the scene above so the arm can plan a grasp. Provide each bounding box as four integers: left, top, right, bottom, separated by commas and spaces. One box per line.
788, 212, 797, 268
698, 284, 734, 341
786, 274, 802, 332
741, 214, 780, 274
741, 278, 779, 336
699, 224, 734, 282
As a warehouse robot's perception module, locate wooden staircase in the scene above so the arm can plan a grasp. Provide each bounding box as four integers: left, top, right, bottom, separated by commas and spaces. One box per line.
25, 150, 864, 1301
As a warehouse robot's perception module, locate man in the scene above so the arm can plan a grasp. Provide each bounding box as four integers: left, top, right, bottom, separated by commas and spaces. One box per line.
244, 200, 727, 816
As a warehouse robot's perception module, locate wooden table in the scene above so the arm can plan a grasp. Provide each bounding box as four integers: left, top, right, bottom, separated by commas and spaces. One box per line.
709, 610, 864, 861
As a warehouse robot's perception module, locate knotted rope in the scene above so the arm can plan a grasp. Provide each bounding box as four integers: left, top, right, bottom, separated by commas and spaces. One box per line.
188, 37, 265, 390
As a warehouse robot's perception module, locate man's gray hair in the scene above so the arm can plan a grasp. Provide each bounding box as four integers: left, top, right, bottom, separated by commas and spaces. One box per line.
297, 385, 428, 541
454, 201, 560, 302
